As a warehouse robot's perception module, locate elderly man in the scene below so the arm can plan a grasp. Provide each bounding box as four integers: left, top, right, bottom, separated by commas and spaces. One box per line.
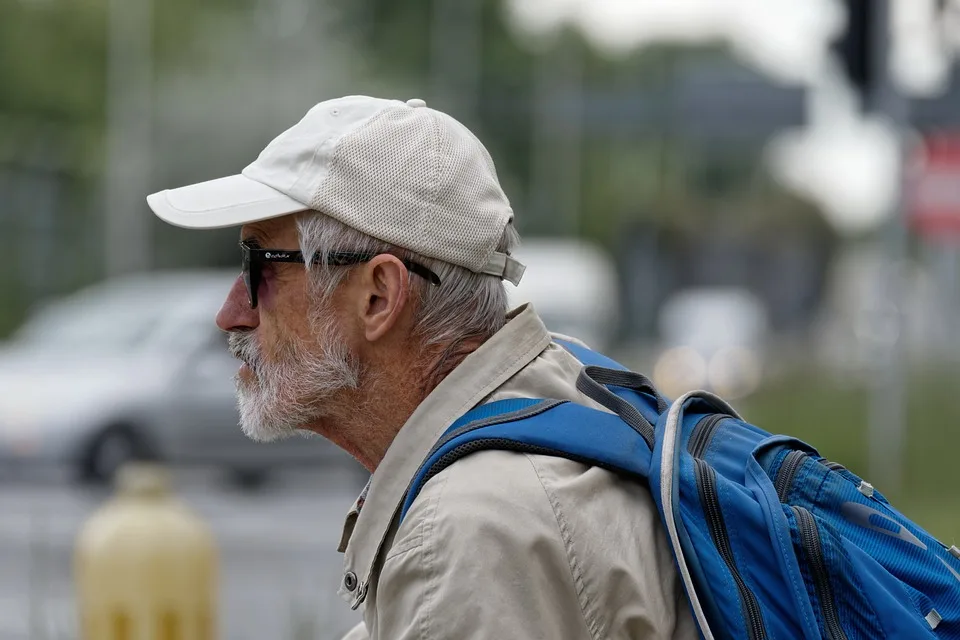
147, 96, 695, 639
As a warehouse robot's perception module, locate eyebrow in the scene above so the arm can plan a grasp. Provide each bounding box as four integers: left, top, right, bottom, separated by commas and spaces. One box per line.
241, 235, 264, 248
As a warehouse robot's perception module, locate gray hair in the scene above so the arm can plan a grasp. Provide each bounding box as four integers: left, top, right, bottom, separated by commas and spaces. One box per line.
295, 212, 521, 350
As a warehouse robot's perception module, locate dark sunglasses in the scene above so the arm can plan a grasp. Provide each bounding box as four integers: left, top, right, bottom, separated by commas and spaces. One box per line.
240, 241, 441, 308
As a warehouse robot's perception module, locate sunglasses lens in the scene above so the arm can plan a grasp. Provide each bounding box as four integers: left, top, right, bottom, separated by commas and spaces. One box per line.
241, 245, 256, 308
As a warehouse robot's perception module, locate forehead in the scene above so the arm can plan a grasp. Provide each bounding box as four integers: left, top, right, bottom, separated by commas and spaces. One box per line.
240, 214, 300, 245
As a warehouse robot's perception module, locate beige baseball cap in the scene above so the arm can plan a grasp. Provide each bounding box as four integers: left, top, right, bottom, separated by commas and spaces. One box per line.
146, 95, 525, 285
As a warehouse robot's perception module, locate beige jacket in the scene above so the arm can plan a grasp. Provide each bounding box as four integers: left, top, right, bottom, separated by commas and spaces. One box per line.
339, 305, 697, 640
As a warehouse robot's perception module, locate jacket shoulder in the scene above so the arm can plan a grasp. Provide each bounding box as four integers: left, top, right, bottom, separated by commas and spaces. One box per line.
397, 449, 689, 639
406, 449, 566, 541
383, 450, 596, 638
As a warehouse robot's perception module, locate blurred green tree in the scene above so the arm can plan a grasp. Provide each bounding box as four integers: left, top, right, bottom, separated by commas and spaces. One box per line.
0, 0, 248, 334
0, 0, 246, 173
0, 0, 836, 339
330, 0, 829, 239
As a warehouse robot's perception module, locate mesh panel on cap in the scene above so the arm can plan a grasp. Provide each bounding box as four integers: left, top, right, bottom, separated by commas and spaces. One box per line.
310, 104, 512, 273
427, 112, 510, 266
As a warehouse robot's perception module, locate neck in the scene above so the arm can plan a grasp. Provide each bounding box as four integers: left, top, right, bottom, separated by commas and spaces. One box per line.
317, 351, 429, 472
418, 334, 486, 397
316, 337, 485, 472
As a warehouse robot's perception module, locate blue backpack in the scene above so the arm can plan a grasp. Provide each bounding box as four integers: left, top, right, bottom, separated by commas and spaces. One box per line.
401, 340, 960, 639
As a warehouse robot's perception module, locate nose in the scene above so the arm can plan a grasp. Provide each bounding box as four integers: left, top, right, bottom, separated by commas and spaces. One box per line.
216, 275, 259, 332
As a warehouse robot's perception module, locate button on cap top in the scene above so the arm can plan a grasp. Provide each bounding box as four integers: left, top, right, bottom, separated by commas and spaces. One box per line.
406, 98, 427, 108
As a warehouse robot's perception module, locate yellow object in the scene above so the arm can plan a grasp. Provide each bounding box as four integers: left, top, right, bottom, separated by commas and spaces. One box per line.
74, 463, 218, 640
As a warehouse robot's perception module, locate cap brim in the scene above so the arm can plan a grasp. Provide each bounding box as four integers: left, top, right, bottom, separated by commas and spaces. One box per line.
146, 174, 310, 230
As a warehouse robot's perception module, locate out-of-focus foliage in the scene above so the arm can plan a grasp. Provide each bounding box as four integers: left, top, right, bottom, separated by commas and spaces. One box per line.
0, 0, 244, 174
0, 0, 839, 339
0, 2, 104, 119
331, 0, 832, 247
0, 0, 248, 334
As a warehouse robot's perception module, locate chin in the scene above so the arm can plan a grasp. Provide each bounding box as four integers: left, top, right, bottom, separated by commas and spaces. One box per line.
237, 390, 322, 442
239, 420, 280, 443
236, 395, 300, 443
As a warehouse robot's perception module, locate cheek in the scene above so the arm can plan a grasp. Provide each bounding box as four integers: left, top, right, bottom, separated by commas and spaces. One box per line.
258, 306, 316, 362
258, 271, 313, 329
267, 267, 314, 313
252, 324, 280, 366
253, 309, 295, 363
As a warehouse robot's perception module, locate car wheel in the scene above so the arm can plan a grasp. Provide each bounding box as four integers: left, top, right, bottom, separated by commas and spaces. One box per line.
81, 426, 151, 485
228, 467, 270, 492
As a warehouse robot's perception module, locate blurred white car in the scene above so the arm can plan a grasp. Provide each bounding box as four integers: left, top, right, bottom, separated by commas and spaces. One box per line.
507, 238, 620, 351
0, 270, 363, 486
653, 287, 769, 400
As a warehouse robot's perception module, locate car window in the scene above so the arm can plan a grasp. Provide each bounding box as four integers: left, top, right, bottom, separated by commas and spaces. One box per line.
12, 275, 231, 353
15, 293, 168, 351
152, 318, 225, 355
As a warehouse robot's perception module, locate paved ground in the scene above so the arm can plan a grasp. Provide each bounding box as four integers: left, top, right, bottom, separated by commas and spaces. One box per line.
0, 467, 366, 640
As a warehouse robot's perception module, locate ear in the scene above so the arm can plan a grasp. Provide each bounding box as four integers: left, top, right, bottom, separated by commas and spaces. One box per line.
356, 254, 412, 343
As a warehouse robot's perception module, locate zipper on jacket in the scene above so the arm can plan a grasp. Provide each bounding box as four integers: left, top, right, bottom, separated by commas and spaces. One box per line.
688, 414, 726, 458
775, 450, 807, 502
695, 458, 767, 640
792, 506, 848, 640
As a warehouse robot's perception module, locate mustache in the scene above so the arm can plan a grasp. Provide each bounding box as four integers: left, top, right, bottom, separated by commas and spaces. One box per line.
227, 331, 261, 372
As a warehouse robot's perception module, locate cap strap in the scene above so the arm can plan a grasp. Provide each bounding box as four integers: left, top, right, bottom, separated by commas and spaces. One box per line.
481, 252, 526, 286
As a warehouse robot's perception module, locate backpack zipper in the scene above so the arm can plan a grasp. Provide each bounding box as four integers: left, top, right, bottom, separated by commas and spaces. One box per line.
775, 450, 807, 502
688, 414, 726, 458
695, 458, 767, 640
792, 506, 848, 640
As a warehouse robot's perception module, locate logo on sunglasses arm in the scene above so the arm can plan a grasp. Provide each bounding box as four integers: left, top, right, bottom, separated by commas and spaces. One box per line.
264, 252, 291, 259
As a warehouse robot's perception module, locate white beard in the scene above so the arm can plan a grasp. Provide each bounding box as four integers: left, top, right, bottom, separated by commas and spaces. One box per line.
227, 313, 361, 442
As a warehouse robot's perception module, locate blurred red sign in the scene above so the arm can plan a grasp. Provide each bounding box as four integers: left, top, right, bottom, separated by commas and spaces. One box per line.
907, 133, 960, 237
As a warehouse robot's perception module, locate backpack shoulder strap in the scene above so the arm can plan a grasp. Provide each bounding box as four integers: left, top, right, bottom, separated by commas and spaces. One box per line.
399, 397, 655, 523
399, 340, 669, 523
553, 337, 629, 370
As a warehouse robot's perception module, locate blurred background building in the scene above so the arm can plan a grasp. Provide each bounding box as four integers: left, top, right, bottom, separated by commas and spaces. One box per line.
2, 0, 960, 637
